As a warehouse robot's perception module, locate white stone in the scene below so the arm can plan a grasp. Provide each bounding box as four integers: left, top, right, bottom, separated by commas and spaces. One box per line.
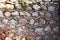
0, 23, 5, 28
33, 4, 40, 10
20, 12, 26, 16
5, 37, 12, 40
16, 36, 21, 40
40, 2, 44, 5
10, 25, 15, 28
0, 3, 4, 9
32, 12, 38, 16
15, 4, 21, 9
25, 12, 31, 17
48, 6, 55, 12
45, 26, 51, 32
6, 4, 14, 9
35, 28, 44, 32
18, 27, 23, 34
26, 0, 32, 4
9, 19, 17, 25
53, 27, 58, 32
0, 10, 4, 17
11, 11, 19, 16
5, 12, 11, 17
44, 0, 51, 1
32, 0, 36, 3
2, 19, 8, 24
22, 37, 26, 40
40, 12, 44, 16
29, 19, 35, 24
0, 0, 6, 2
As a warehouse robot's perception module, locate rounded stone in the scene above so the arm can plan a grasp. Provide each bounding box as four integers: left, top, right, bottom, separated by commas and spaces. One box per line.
40, 12, 45, 16
2, 19, 9, 24
4, 12, 11, 17
11, 11, 19, 16
45, 12, 51, 18
5, 37, 12, 40
32, 12, 38, 16
20, 12, 26, 16
48, 6, 55, 12
29, 19, 35, 25
39, 18, 46, 24
0, 10, 4, 17
35, 28, 44, 33
33, 4, 40, 10
19, 19, 28, 25
45, 26, 51, 32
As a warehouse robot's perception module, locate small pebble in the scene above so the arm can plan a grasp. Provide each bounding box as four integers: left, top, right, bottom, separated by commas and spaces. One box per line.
45, 26, 51, 32
0, 10, 4, 17
11, 11, 19, 16
48, 6, 55, 12
33, 4, 40, 10
32, 12, 38, 16
20, 12, 26, 16
5, 37, 12, 40
35, 28, 44, 33
4, 12, 11, 17
29, 19, 35, 25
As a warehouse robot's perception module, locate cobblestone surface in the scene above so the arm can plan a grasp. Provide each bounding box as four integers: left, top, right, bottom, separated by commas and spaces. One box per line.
0, 0, 59, 40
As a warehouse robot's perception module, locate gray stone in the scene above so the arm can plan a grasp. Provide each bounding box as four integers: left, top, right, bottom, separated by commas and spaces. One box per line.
4, 12, 11, 17
19, 19, 28, 25
48, 6, 55, 12
17, 27, 23, 34
9, 19, 17, 25
2, 19, 9, 24
5, 37, 12, 40
53, 27, 58, 32
40, 18, 46, 24
33, 4, 40, 10
25, 12, 31, 17
20, 12, 26, 16
45, 26, 51, 32
32, 12, 38, 16
36, 37, 42, 40
29, 19, 35, 24
0, 10, 4, 17
11, 11, 19, 16
40, 12, 44, 16
35, 28, 44, 33
15, 3, 21, 9
45, 12, 51, 17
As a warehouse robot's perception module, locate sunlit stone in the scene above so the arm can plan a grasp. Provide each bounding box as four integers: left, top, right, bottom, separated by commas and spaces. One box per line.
0, 10, 4, 17
22, 37, 26, 40
33, 4, 40, 10
5, 37, 12, 40
6, 4, 14, 9
15, 3, 21, 9
0, 0, 6, 2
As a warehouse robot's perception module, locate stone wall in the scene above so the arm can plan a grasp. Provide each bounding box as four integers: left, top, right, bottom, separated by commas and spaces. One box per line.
0, 0, 59, 40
